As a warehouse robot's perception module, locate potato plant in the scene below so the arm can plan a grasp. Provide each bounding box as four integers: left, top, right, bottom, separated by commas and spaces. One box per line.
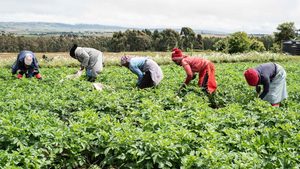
0, 61, 299, 168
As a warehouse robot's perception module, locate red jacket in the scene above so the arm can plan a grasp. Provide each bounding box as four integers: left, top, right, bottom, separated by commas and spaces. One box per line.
181, 57, 217, 93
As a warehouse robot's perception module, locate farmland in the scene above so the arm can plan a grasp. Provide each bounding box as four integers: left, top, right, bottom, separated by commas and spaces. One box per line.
1, 52, 300, 168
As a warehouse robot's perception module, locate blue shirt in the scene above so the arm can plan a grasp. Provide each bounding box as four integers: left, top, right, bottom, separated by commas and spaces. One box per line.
12, 50, 39, 74
129, 57, 147, 85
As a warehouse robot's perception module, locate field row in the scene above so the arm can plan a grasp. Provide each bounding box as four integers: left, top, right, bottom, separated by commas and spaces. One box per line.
0, 61, 300, 168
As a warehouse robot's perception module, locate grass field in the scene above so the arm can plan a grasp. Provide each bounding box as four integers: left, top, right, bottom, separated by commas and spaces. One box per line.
1, 52, 300, 168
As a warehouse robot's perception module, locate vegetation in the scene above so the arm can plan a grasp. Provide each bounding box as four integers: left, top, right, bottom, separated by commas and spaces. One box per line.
0, 32, 110, 52
212, 32, 268, 54
1, 58, 300, 168
274, 22, 297, 45
0, 20, 300, 169
1, 21, 299, 168
1, 22, 299, 55
249, 38, 266, 52
0, 27, 277, 54
1, 52, 298, 69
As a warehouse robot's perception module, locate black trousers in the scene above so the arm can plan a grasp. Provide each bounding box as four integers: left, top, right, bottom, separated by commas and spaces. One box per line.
138, 71, 154, 89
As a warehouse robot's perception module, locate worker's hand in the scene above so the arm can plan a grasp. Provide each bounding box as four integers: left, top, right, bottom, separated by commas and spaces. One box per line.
176, 83, 187, 96
75, 70, 83, 77
17, 74, 23, 79
192, 74, 197, 80
179, 83, 187, 91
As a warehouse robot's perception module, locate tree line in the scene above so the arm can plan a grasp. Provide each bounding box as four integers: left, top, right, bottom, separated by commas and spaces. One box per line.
0, 22, 297, 53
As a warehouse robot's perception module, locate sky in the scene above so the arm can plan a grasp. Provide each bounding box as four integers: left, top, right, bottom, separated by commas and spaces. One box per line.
0, 0, 299, 34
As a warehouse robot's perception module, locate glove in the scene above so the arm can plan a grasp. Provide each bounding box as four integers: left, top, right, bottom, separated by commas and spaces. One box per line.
35, 73, 42, 80
17, 74, 23, 79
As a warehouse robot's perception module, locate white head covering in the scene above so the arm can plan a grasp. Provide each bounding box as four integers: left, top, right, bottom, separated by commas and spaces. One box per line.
120, 56, 131, 66
24, 54, 33, 65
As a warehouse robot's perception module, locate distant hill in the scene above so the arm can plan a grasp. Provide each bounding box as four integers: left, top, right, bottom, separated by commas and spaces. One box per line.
0, 22, 128, 35
0, 22, 229, 36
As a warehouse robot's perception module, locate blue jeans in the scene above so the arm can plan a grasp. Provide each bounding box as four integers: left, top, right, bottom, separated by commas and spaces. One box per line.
86, 69, 93, 77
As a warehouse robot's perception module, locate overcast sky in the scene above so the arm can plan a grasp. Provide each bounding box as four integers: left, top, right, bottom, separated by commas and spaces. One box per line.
0, 0, 299, 34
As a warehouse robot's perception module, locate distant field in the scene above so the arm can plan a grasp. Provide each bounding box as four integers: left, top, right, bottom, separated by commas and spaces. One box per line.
1, 51, 300, 68
0, 52, 171, 68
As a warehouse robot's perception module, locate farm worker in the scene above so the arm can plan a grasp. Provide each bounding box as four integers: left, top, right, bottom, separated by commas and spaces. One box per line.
12, 50, 42, 80
171, 48, 217, 94
244, 63, 288, 107
69, 44, 104, 82
120, 56, 163, 89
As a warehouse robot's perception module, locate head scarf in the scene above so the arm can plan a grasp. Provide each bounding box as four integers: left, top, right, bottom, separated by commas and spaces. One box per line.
24, 54, 33, 66
120, 56, 131, 66
244, 68, 259, 86
171, 48, 183, 59
69, 44, 78, 58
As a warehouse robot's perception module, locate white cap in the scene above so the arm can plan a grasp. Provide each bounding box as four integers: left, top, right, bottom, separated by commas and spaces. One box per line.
24, 54, 33, 66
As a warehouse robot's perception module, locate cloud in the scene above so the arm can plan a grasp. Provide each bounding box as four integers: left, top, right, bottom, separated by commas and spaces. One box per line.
0, 0, 299, 33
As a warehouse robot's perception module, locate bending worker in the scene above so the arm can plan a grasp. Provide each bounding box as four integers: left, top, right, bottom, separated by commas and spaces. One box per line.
244, 62, 288, 107
69, 44, 103, 82
171, 48, 217, 94
12, 50, 42, 80
120, 56, 163, 89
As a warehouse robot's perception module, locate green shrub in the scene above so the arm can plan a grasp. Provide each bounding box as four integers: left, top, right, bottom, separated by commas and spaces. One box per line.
213, 38, 228, 52
228, 32, 251, 54
250, 39, 266, 52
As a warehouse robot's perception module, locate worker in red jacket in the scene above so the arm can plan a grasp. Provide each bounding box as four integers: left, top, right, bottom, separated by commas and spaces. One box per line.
171, 48, 217, 94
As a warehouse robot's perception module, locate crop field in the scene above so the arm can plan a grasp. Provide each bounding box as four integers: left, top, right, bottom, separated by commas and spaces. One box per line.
1, 53, 300, 168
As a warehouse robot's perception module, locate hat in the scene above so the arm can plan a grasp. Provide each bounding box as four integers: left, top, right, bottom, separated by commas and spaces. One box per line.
120, 56, 130, 65
24, 54, 33, 66
172, 48, 180, 52
171, 48, 183, 60
69, 44, 78, 57
244, 68, 259, 86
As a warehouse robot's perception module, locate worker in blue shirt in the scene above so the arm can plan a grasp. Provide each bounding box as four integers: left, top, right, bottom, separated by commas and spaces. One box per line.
120, 56, 163, 89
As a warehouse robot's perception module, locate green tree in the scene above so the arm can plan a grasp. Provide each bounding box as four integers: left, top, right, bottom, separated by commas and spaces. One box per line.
194, 34, 203, 50
109, 31, 127, 52
202, 37, 222, 50
274, 22, 296, 44
249, 39, 266, 52
154, 29, 180, 51
180, 27, 196, 51
142, 29, 152, 37
213, 38, 228, 52
125, 30, 151, 51
227, 32, 251, 54
257, 35, 274, 51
